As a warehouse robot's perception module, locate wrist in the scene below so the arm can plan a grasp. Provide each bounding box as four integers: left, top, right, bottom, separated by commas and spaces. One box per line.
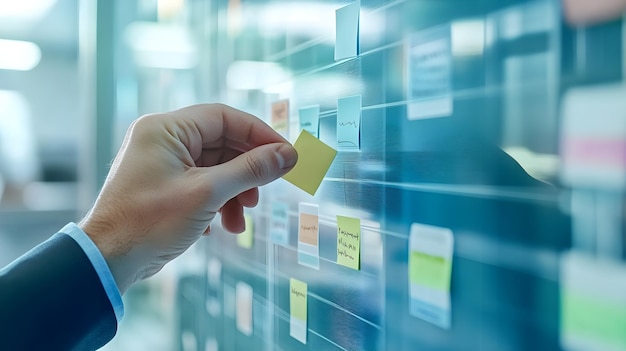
78, 218, 137, 294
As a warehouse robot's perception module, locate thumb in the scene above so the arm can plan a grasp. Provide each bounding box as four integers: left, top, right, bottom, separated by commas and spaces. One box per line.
203, 143, 298, 206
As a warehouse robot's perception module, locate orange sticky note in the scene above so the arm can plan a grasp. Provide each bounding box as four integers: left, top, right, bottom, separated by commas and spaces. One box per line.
282, 130, 337, 195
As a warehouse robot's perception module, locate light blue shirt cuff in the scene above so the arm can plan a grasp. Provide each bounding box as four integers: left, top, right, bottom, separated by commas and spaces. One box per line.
60, 222, 124, 322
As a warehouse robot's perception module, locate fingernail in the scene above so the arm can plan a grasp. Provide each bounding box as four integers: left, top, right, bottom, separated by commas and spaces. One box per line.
275, 144, 298, 169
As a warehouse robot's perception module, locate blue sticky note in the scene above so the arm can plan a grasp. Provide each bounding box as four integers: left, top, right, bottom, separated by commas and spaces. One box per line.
270, 202, 290, 246
337, 95, 361, 151
299, 105, 320, 138
335, 1, 360, 61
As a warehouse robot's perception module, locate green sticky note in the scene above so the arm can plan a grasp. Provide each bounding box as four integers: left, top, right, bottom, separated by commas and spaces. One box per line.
336, 215, 361, 270
561, 291, 626, 348
409, 251, 452, 291
237, 214, 254, 249
560, 252, 626, 350
282, 130, 337, 195
290, 278, 307, 321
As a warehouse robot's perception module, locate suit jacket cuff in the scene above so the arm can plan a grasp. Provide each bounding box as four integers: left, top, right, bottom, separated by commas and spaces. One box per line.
61, 222, 125, 322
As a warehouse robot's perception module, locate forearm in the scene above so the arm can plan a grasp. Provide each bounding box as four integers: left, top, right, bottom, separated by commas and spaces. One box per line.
0, 226, 121, 350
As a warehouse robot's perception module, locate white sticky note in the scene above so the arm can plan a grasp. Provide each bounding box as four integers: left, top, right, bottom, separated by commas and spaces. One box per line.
206, 258, 222, 317
235, 282, 253, 336
406, 26, 453, 120
270, 201, 290, 246
181, 331, 197, 351
337, 95, 361, 151
298, 203, 319, 269
335, 1, 360, 61
560, 84, 626, 189
408, 223, 454, 329
298, 105, 320, 138
223, 284, 236, 318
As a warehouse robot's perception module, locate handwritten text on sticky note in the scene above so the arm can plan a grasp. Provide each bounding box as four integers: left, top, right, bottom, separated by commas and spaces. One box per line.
337, 95, 361, 151
290, 278, 308, 344
336, 215, 361, 270
298, 203, 319, 269
298, 105, 320, 138
282, 130, 337, 196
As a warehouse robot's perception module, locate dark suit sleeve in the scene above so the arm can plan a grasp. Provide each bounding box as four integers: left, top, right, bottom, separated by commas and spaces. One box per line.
0, 233, 118, 351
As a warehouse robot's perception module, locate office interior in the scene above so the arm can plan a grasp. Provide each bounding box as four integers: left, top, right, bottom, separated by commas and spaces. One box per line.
1, 0, 625, 350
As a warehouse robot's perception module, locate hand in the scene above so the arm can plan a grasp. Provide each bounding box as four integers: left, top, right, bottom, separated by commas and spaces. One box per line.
79, 104, 297, 293
563, 0, 626, 25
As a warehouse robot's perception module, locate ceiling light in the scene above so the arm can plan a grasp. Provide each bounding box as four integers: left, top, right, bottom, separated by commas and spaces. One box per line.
125, 22, 197, 69
0, 39, 42, 71
0, 0, 57, 21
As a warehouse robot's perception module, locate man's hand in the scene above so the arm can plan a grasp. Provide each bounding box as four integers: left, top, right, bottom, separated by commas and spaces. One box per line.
563, 0, 626, 25
79, 104, 297, 293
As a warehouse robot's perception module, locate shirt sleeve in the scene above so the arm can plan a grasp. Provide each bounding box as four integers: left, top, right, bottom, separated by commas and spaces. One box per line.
60, 222, 125, 322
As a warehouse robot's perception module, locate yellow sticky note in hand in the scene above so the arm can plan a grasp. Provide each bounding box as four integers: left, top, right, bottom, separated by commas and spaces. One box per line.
282, 130, 337, 196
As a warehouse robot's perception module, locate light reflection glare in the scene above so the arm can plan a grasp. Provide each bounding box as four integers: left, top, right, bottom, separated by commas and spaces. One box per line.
125, 22, 198, 69
0, 39, 41, 71
226, 61, 291, 91
0, 0, 57, 21
244, 2, 384, 43
451, 20, 485, 56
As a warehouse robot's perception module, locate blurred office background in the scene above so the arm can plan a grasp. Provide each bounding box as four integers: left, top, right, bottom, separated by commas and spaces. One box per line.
1, 0, 625, 350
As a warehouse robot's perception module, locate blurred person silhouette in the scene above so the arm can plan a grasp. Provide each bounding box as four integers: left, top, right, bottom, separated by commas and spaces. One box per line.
0, 104, 297, 350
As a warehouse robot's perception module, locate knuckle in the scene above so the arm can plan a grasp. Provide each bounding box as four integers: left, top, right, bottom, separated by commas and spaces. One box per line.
130, 114, 157, 133
244, 154, 268, 181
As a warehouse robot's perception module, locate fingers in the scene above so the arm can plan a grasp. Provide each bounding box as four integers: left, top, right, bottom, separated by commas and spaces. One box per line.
563, 0, 626, 25
220, 198, 245, 233
171, 104, 288, 148
218, 189, 257, 234
237, 187, 259, 207
202, 142, 297, 207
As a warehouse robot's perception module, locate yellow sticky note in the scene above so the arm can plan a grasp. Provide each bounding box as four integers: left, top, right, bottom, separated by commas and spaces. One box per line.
289, 278, 307, 344
237, 214, 254, 249
282, 130, 337, 195
336, 215, 361, 270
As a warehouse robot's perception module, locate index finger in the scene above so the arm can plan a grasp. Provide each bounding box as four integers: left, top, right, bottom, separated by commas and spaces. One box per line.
172, 103, 288, 148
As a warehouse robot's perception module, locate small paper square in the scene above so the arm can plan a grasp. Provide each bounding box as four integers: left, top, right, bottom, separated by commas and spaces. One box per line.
298, 203, 319, 269
337, 95, 361, 151
298, 105, 320, 138
271, 99, 289, 134
269, 201, 289, 246
237, 214, 254, 249
235, 282, 253, 336
335, 1, 360, 60
408, 223, 454, 329
290, 278, 308, 344
336, 215, 361, 270
282, 130, 337, 196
